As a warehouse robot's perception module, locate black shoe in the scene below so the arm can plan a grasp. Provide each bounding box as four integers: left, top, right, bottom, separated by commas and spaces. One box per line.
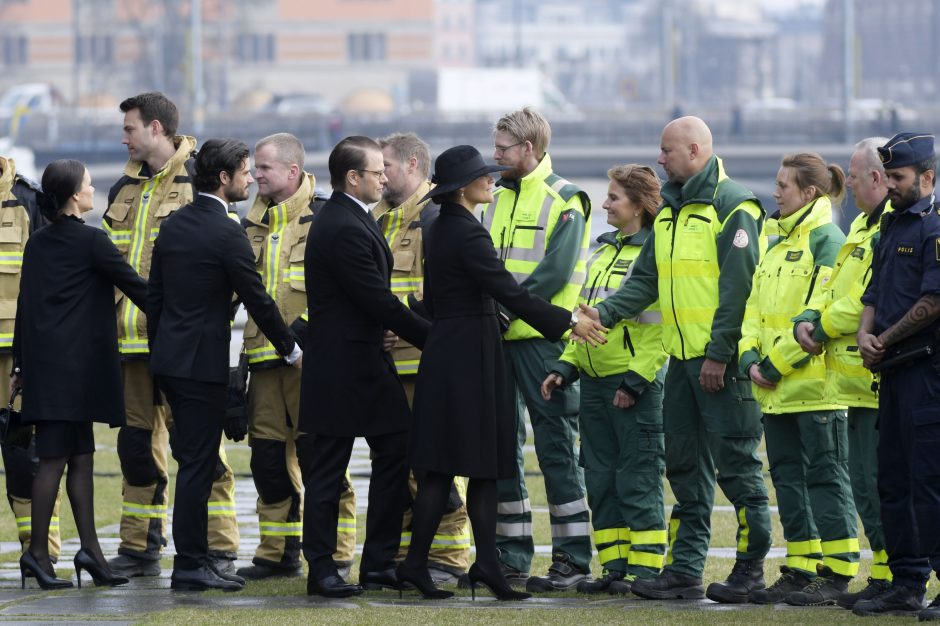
307, 573, 363, 598
750, 566, 813, 605
526, 553, 591, 592
19, 551, 72, 590
74, 549, 129, 588
577, 569, 625, 594
395, 562, 453, 599
706, 558, 764, 604
608, 575, 635, 595
467, 562, 531, 601
785, 565, 851, 606
236, 563, 303, 580
853, 584, 925, 616
919, 594, 940, 621
498, 561, 529, 588
360, 568, 400, 591
171, 565, 244, 592
837, 577, 892, 610
107, 554, 161, 578
631, 570, 705, 600
208, 558, 245, 586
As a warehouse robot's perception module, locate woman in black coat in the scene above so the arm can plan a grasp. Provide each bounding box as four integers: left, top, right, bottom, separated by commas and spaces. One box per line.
397, 145, 606, 600
11, 160, 146, 589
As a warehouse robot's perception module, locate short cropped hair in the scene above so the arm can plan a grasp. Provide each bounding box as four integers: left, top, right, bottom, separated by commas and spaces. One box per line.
193, 138, 250, 193
494, 107, 551, 159
120, 92, 179, 137
378, 132, 431, 178
328, 136, 381, 191
255, 132, 305, 169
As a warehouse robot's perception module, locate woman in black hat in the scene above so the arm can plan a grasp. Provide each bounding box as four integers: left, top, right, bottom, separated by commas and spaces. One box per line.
396, 145, 606, 600
11, 159, 146, 590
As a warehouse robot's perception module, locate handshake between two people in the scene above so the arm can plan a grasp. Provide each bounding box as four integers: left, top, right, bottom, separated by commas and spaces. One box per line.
570, 303, 609, 347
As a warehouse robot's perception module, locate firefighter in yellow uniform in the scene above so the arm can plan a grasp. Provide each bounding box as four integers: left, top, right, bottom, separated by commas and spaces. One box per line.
373, 133, 471, 585
104, 93, 239, 579
236, 133, 357, 580
0, 155, 61, 561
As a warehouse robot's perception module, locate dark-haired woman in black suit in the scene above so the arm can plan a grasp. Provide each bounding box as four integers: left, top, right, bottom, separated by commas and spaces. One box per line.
11, 159, 146, 589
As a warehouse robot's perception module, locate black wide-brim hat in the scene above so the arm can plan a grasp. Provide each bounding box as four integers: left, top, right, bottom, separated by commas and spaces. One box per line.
420, 145, 510, 203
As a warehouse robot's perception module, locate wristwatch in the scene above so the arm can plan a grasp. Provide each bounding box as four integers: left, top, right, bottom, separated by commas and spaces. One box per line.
569, 311, 580, 329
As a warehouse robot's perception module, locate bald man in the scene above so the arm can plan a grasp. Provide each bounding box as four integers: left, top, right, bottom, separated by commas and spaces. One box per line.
581, 117, 771, 602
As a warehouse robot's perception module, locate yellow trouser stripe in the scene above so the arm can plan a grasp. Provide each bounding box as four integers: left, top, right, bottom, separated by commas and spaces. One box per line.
871, 562, 893, 581
207, 501, 236, 516
631, 529, 668, 545
122, 503, 168, 519
338, 517, 356, 533
594, 527, 629, 544
824, 556, 860, 577
665, 518, 680, 566
821, 538, 860, 554
260, 522, 302, 537
786, 555, 823, 573
629, 549, 666, 569
598, 544, 629, 565
737, 507, 750, 552
787, 539, 823, 555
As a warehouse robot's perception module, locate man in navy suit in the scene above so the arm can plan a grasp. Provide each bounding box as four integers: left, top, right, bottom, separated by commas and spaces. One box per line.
298, 136, 429, 597
147, 138, 301, 591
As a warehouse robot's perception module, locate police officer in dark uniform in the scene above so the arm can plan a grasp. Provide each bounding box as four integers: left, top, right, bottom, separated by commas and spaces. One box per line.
855, 132, 940, 620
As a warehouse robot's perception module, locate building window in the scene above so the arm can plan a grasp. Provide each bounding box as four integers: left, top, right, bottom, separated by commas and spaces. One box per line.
1, 36, 28, 65
75, 35, 113, 65
347, 33, 386, 62
236, 33, 276, 63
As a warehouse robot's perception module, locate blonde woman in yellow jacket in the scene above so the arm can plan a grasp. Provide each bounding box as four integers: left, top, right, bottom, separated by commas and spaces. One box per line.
542, 165, 668, 595
739, 153, 858, 606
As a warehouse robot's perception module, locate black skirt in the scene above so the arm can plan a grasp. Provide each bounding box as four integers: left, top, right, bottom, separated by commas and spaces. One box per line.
34, 421, 95, 459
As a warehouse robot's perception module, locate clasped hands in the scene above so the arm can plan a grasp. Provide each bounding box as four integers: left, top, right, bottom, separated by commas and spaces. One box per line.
570, 304, 609, 346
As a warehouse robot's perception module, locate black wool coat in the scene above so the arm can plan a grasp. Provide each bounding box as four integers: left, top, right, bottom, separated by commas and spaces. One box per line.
299, 191, 430, 437
410, 202, 570, 479
13, 216, 147, 426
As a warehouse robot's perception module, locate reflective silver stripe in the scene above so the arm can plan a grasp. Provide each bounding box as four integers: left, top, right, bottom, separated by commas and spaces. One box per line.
496, 522, 533, 537
504, 195, 553, 264
548, 497, 589, 518
509, 270, 529, 284
569, 269, 586, 285
550, 522, 592, 538
636, 310, 663, 324
497, 498, 532, 515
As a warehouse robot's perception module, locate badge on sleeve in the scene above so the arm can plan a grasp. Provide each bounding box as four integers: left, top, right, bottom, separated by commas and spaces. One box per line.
732, 228, 749, 248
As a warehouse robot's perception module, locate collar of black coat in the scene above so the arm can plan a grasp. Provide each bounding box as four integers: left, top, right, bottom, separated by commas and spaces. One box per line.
866, 195, 890, 229
440, 201, 477, 220
195, 192, 230, 213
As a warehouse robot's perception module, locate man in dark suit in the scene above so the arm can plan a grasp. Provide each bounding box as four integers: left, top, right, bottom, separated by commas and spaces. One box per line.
298, 136, 429, 598
147, 138, 301, 591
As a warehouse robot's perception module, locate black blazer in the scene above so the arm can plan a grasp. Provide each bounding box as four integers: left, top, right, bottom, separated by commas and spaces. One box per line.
299, 191, 429, 437
13, 216, 147, 425
147, 194, 295, 384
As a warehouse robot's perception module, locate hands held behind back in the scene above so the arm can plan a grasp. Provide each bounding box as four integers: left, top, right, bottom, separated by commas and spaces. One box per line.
795, 322, 822, 355
569, 304, 608, 347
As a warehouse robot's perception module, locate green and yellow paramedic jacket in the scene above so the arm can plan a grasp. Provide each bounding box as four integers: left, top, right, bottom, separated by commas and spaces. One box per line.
738, 195, 846, 414
791, 198, 890, 409
103, 135, 197, 358
372, 180, 436, 377
241, 172, 319, 371
0, 156, 43, 355
596, 155, 764, 363
480, 153, 591, 341
552, 228, 667, 396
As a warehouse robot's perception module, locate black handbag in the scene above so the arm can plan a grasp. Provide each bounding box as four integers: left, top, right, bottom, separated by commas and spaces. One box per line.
0, 388, 29, 448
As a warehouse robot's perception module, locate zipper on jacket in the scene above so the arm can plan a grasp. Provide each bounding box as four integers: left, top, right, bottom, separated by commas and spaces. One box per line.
804, 265, 821, 305
499, 192, 523, 261
687, 214, 712, 223
623, 326, 635, 356
667, 212, 687, 359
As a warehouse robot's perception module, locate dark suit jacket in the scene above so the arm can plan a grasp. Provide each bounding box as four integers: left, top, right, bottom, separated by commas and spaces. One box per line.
147, 194, 295, 384
13, 216, 147, 425
300, 191, 429, 437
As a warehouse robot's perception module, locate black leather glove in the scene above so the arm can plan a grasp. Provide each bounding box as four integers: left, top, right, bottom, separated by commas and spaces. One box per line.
225, 355, 249, 442
445, 479, 464, 513
223, 411, 248, 442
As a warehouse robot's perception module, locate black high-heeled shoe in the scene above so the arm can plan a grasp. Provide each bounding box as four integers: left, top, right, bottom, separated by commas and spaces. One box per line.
467, 563, 531, 601
74, 549, 129, 588
395, 562, 454, 599
19, 551, 73, 590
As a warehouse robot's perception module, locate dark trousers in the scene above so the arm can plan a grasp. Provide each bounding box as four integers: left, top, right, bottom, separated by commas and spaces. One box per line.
297, 430, 409, 579
157, 375, 227, 571
878, 361, 940, 591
